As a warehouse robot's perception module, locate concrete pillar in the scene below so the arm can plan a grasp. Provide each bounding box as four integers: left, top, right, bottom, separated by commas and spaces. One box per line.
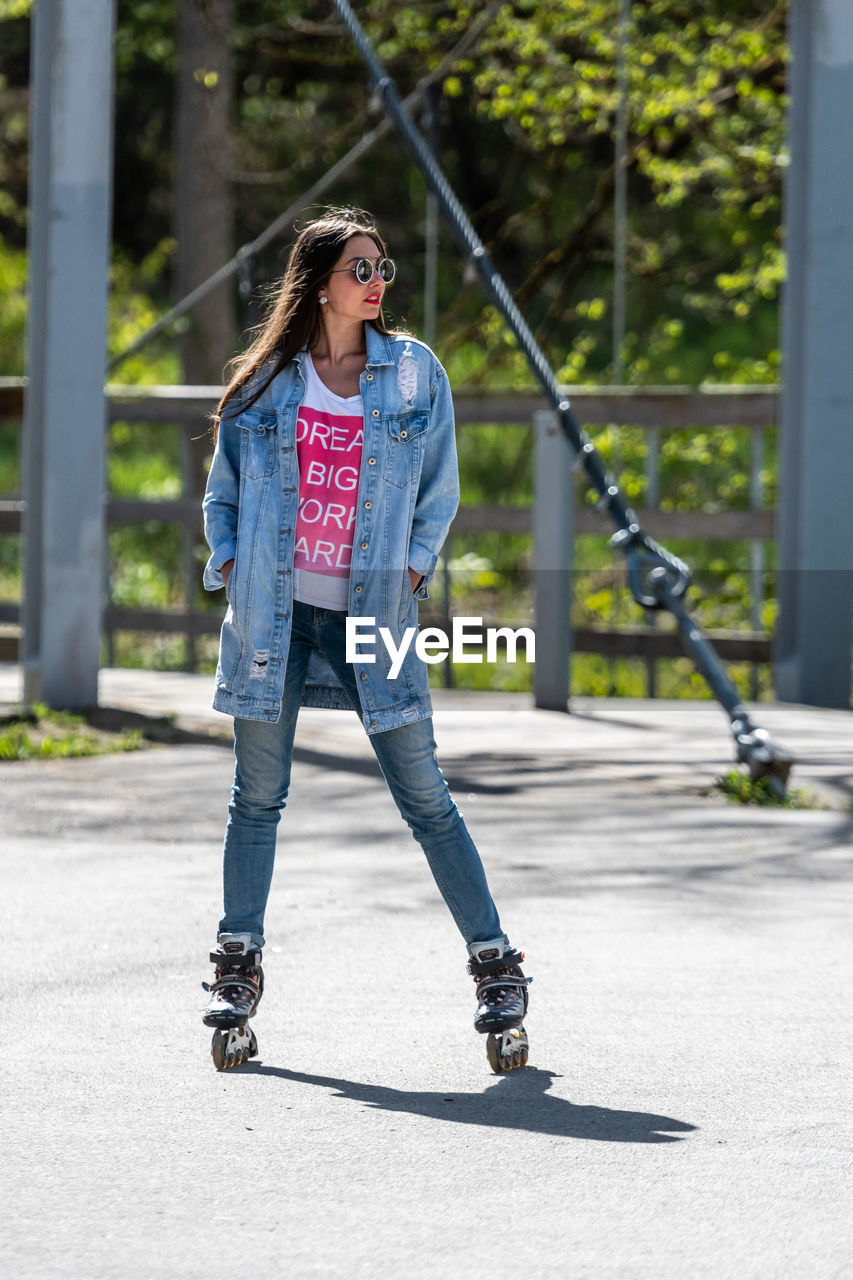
776, 0, 853, 707
533, 410, 573, 711
22, 0, 115, 708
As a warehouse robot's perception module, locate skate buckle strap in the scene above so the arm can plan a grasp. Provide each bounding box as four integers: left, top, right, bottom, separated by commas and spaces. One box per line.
210, 948, 262, 967
476, 973, 531, 993
467, 947, 525, 977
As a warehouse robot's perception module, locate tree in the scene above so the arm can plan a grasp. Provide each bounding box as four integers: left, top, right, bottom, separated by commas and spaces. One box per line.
174, 0, 236, 394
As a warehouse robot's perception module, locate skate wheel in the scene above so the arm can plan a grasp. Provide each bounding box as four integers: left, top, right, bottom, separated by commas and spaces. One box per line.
211, 1026, 258, 1070
486, 1028, 529, 1074
486, 1035, 506, 1073
211, 1030, 227, 1071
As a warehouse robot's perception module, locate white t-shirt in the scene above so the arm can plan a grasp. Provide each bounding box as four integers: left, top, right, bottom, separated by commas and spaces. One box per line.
293, 352, 364, 611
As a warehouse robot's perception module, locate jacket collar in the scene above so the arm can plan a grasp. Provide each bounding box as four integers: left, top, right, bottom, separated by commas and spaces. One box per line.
365, 324, 395, 367
295, 324, 394, 370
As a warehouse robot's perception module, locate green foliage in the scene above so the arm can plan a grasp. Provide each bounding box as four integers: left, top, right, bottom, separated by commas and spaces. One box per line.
0, 238, 182, 381
0, 236, 26, 374
0, 704, 143, 761
109, 523, 185, 609
429, 656, 533, 694
108, 243, 182, 385
108, 419, 183, 498
410, 0, 787, 384
714, 768, 823, 809
0, 2, 32, 20
0, 10, 28, 252
0, 418, 19, 493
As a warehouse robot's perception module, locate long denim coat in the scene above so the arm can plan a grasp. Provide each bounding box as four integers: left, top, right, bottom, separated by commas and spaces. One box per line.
202, 325, 459, 731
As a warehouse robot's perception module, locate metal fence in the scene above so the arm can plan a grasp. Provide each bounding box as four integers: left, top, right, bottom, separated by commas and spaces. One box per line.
0, 380, 776, 694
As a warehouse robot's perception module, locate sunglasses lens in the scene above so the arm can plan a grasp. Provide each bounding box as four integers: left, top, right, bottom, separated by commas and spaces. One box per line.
352, 258, 395, 284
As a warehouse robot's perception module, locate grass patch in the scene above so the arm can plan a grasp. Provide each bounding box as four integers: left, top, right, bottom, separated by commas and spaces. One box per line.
0, 703, 145, 761
714, 769, 825, 810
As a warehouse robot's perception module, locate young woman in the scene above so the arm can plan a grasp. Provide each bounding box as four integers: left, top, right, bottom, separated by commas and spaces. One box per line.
201, 208, 530, 1073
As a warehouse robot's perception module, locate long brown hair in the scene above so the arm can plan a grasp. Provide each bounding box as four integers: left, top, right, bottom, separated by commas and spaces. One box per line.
214, 208, 395, 428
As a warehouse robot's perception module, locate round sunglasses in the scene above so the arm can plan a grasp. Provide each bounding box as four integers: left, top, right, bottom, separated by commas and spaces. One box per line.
329, 257, 396, 285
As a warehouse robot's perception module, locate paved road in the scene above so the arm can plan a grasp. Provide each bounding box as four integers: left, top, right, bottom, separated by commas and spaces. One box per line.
2, 668, 852, 1278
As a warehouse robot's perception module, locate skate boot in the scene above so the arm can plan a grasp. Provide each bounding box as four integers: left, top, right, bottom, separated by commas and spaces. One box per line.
202, 933, 264, 1070
467, 938, 532, 1073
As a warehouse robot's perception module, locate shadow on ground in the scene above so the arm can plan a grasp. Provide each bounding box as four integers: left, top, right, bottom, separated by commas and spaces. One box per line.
84, 705, 234, 746
240, 1063, 695, 1143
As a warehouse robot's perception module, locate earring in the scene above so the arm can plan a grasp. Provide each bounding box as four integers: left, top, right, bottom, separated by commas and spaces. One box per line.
319, 295, 328, 305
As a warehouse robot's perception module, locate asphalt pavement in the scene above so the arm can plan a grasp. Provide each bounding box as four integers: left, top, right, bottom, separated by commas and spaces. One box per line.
1, 665, 852, 1279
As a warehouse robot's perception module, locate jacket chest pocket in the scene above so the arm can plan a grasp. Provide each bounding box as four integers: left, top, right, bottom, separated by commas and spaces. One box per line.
384, 413, 429, 488
239, 412, 279, 480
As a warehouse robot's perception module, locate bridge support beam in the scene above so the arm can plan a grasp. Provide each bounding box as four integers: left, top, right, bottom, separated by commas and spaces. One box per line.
776, 0, 853, 707
21, 0, 115, 707
533, 410, 573, 711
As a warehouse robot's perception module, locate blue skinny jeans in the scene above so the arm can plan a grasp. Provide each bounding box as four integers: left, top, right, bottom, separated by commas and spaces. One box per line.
218, 601, 506, 951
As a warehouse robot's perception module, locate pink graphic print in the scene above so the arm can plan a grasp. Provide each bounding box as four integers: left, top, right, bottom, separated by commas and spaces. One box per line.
294, 407, 364, 577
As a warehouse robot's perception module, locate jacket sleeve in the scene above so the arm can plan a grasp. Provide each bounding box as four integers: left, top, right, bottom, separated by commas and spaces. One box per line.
202, 416, 241, 591
407, 363, 460, 594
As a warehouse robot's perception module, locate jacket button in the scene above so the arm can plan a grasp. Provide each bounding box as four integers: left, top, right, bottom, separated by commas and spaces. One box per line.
368, 457, 376, 465
354, 584, 363, 593
370, 720, 378, 728
364, 501, 372, 510
360, 541, 368, 550
400, 430, 408, 439
360, 671, 368, 681
372, 409, 380, 418
366, 373, 374, 381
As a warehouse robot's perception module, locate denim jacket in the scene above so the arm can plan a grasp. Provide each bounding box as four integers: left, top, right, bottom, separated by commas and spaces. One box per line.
202, 325, 459, 731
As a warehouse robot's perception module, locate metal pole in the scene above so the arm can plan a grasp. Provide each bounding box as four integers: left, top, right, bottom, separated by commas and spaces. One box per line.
533, 411, 573, 710
776, 0, 853, 708
22, 0, 115, 708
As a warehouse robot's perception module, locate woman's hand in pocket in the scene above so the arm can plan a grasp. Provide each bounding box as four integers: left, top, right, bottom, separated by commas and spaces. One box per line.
222, 559, 235, 591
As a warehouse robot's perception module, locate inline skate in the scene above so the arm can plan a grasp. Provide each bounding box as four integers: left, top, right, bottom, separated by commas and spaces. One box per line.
468, 939, 532, 1073
202, 934, 264, 1070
